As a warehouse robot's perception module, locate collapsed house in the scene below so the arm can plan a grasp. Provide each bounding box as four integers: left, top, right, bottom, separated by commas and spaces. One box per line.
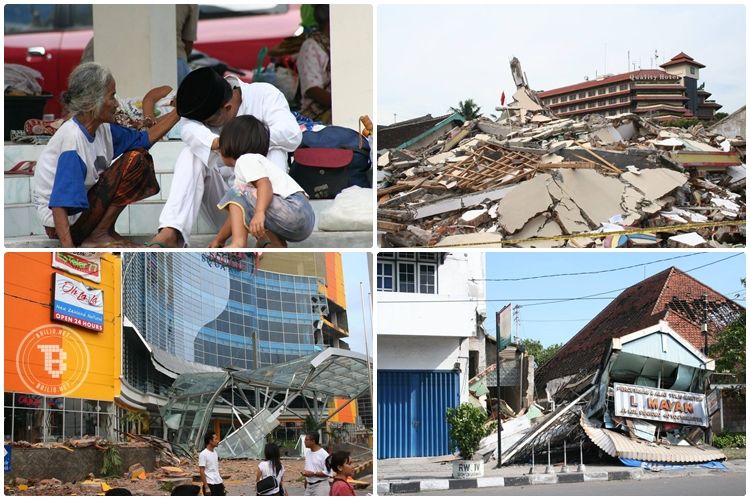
377, 60, 745, 248
477, 267, 744, 465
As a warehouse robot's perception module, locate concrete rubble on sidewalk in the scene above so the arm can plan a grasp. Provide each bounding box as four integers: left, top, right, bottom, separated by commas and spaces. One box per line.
377, 67, 746, 248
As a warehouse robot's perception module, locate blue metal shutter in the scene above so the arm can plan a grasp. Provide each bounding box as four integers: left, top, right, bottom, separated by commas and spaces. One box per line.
377, 370, 459, 459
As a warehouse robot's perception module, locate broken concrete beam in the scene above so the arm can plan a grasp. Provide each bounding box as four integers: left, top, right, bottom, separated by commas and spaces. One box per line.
383, 229, 430, 247
508, 214, 565, 248
412, 185, 515, 220
620, 168, 688, 200
670, 150, 742, 169
495, 173, 555, 233
378, 188, 426, 209
434, 232, 505, 247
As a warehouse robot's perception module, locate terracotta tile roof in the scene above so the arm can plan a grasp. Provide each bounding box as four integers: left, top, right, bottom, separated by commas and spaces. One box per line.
535, 267, 744, 393
538, 70, 679, 98
660, 52, 706, 69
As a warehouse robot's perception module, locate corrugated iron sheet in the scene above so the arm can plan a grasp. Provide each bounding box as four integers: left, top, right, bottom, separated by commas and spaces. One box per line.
580, 413, 726, 463
377, 370, 459, 459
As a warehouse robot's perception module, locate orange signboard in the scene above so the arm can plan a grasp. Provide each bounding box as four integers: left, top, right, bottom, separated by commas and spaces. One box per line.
5, 253, 122, 400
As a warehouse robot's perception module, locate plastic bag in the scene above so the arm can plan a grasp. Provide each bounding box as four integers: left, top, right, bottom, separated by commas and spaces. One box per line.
317, 186, 373, 231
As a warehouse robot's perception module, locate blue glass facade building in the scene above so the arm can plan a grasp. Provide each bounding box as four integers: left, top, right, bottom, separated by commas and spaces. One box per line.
122, 253, 331, 373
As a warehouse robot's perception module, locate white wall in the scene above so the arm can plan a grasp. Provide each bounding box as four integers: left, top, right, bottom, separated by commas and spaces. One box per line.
377, 291, 477, 337
437, 253, 486, 317
330, 4, 373, 130
93, 5, 177, 98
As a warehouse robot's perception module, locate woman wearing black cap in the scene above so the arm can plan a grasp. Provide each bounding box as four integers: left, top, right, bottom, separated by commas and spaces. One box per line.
149, 67, 301, 247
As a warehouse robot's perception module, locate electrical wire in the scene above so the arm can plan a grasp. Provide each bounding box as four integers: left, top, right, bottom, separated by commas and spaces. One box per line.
471, 253, 709, 282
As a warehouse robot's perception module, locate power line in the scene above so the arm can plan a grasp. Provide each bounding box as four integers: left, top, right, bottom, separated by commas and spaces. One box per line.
472, 253, 709, 282
684, 252, 743, 272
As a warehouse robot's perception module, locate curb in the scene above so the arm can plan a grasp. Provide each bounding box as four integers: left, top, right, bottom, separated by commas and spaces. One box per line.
381, 469, 644, 494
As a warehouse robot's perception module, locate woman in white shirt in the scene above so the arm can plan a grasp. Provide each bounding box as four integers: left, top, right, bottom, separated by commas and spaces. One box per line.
256, 443, 287, 496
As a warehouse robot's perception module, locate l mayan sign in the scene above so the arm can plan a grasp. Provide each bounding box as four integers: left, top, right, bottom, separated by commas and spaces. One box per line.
613, 383, 708, 427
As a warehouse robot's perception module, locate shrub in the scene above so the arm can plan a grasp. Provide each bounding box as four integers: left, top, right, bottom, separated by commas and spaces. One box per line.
446, 403, 496, 460
713, 432, 746, 449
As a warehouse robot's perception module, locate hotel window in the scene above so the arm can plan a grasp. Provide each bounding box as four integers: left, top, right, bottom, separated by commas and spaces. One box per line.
578, 92, 585, 99
551, 97, 558, 104
377, 262, 394, 291
619, 84, 628, 91
597, 88, 606, 95
560, 95, 567, 102
587, 90, 595, 97
608, 86, 617, 93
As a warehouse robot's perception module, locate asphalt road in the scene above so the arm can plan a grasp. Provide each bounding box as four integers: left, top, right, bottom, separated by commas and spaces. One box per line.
409, 471, 746, 496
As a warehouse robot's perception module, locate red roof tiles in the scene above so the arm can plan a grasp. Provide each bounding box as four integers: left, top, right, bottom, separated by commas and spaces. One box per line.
535, 267, 744, 393
539, 70, 679, 98
660, 52, 706, 69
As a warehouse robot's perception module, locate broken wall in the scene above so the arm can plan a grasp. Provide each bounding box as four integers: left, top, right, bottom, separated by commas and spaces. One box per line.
5, 446, 157, 483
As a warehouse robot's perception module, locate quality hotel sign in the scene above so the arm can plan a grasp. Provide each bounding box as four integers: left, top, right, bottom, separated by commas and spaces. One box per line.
613, 383, 708, 427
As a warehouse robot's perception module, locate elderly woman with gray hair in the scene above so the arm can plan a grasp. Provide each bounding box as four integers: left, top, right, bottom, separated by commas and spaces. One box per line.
32, 62, 179, 247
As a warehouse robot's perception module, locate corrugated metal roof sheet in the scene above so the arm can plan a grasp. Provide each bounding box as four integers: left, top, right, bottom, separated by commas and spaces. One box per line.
580, 413, 725, 463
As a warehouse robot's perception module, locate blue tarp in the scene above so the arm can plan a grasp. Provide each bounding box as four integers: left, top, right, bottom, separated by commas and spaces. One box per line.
619, 457, 728, 471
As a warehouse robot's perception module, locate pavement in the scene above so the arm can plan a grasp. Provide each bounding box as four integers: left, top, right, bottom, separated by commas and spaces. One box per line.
376, 456, 746, 495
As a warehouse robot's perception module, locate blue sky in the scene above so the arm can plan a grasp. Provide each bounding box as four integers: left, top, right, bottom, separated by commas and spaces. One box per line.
342, 252, 373, 357
481, 251, 746, 348
378, 4, 746, 124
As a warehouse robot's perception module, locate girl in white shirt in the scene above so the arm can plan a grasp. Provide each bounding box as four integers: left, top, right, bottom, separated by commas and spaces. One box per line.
256, 443, 287, 496
211, 115, 315, 248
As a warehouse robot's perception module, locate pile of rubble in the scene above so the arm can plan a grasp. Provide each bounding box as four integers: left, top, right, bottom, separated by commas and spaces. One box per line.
377, 109, 746, 248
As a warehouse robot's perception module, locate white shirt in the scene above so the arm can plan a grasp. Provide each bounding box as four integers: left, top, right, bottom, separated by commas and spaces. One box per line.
180, 77, 302, 171
258, 460, 284, 495
233, 153, 305, 199
304, 447, 330, 483
198, 448, 222, 484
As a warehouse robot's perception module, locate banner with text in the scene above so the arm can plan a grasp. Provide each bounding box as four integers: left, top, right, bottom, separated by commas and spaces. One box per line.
52, 273, 104, 332
613, 383, 708, 427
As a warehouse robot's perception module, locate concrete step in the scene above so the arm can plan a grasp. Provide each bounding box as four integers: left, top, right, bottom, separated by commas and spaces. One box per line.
4, 142, 373, 247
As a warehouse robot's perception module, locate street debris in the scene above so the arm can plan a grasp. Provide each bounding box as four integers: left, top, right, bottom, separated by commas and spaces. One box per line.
378, 70, 745, 248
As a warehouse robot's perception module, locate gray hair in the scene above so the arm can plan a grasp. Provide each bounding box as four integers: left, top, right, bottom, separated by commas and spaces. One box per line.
63, 62, 114, 115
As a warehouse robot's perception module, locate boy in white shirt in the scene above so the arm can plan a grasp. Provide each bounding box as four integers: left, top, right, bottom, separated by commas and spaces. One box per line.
199, 432, 226, 496
210, 115, 315, 248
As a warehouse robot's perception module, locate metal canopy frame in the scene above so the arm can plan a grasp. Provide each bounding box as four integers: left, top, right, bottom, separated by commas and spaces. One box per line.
161, 348, 371, 457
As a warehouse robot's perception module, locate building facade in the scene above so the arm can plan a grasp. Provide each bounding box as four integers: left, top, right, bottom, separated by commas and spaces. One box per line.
377, 252, 488, 459
4, 253, 122, 443
119, 252, 352, 440
538, 52, 722, 121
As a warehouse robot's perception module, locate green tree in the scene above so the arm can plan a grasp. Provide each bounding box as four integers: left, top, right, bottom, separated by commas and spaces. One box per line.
522, 339, 563, 367
710, 312, 746, 383
449, 99, 482, 120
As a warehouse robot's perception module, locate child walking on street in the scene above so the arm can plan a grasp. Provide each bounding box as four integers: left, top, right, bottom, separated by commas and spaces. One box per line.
210, 115, 315, 248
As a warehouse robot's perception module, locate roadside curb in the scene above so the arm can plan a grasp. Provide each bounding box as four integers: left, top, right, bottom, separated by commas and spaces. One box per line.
380, 469, 644, 494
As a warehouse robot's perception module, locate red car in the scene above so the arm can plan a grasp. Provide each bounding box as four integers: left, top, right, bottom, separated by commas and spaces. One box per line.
4, 4, 301, 117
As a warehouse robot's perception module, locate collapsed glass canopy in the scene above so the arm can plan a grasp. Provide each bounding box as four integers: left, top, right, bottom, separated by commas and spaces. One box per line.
161, 348, 371, 457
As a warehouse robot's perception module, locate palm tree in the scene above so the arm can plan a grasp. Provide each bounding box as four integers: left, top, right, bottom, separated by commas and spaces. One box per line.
449, 99, 482, 120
